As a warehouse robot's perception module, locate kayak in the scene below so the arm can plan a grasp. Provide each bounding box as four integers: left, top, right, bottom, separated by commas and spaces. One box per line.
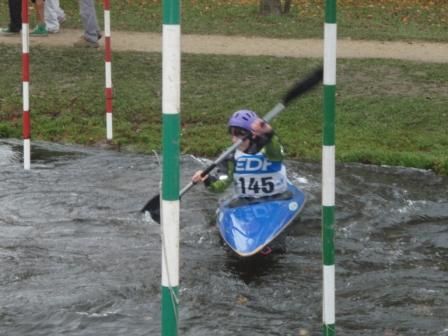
216, 183, 306, 257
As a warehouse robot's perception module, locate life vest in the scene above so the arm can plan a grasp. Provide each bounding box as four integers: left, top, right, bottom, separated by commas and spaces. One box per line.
233, 149, 288, 198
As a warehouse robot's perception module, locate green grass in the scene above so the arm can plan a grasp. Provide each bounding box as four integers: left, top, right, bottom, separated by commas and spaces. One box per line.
1, 0, 447, 41
0, 1, 447, 173
0, 44, 446, 174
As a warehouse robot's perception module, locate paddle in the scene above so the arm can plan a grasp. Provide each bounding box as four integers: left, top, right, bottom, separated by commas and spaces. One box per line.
142, 66, 323, 222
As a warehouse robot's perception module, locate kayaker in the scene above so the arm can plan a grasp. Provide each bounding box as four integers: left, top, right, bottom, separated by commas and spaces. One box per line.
192, 109, 289, 200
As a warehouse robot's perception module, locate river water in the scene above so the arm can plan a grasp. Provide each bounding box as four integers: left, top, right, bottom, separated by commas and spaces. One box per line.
0, 139, 447, 336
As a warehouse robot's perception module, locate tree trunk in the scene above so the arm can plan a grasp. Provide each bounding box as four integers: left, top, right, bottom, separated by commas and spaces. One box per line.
283, 0, 292, 14
259, 0, 282, 16
260, 0, 293, 15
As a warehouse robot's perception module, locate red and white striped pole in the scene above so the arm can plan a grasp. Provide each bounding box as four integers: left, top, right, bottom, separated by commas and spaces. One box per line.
21, 0, 31, 169
103, 0, 113, 140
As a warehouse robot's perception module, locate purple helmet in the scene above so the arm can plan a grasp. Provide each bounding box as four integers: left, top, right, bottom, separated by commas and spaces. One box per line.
228, 109, 258, 132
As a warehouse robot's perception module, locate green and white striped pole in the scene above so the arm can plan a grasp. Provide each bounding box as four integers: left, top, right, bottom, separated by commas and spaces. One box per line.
322, 0, 336, 335
161, 0, 181, 335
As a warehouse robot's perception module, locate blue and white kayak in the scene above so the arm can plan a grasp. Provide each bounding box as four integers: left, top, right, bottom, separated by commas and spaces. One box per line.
217, 183, 306, 257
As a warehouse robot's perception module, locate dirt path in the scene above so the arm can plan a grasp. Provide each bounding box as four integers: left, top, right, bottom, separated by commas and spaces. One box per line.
1, 28, 447, 63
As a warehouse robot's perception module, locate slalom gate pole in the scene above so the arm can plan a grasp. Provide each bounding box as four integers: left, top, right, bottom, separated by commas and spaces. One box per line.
103, 0, 113, 140
161, 0, 181, 335
322, 0, 336, 335
21, 0, 30, 170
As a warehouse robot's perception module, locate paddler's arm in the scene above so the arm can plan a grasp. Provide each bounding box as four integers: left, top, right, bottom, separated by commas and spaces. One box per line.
203, 157, 234, 193
261, 134, 284, 161
191, 155, 234, 193
248, 118, 284, 161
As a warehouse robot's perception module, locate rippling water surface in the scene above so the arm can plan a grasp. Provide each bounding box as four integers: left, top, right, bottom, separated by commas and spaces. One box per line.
0, 139, 447, 336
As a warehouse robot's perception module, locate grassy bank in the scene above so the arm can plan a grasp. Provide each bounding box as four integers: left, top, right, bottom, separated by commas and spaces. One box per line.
1, 0, 447, 42
0, 44, 446, 174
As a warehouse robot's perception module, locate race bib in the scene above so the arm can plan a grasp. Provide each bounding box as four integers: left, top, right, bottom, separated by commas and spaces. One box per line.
233, 152, 287, 197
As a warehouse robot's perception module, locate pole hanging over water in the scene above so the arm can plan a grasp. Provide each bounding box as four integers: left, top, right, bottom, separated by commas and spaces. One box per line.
103, 0, 113, 140
21, 0, 30, 170
161, 0, 181, 335
322, 0, 336, 335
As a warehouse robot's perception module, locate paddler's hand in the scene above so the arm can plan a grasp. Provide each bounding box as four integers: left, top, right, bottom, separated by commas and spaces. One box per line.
251, 118, 272, 137
192, 170, 209, 184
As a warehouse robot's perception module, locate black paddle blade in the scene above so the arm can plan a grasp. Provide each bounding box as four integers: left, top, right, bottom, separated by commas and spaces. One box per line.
282, 66, 323, 106
141, 194, 161, 223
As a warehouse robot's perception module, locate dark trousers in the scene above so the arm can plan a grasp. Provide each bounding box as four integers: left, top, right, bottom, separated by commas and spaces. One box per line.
8, 0, 22, 32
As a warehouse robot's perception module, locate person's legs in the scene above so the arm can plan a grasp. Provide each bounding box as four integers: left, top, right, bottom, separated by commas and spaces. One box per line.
31, 0, 48, 36
79, 0, 100, 43
54, 0, 66, 22
34, 0, 45, 25
45, 0, 60, 32
4, 0, 22, 32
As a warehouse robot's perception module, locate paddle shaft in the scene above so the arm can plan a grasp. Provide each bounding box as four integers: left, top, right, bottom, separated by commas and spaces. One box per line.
142, 67, 323, 215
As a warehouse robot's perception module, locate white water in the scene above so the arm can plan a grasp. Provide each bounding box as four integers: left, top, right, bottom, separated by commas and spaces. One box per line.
1, 139, 447, 336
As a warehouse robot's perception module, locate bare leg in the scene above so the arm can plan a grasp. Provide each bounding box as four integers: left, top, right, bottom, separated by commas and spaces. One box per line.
35, 0, 45, 25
